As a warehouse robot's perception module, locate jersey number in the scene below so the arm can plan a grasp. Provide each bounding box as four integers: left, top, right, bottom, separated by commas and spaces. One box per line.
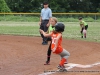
52, 37, 56, 44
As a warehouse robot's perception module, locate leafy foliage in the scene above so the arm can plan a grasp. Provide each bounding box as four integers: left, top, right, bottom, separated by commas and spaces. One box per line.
4, 0, 100, 13
0, 0, 11, 12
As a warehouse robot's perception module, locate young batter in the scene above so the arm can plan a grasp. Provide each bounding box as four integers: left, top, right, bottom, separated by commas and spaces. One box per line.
40, 23, 70, 70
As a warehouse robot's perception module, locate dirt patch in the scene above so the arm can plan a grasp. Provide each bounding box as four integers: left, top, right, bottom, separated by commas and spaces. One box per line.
0, 35, 100, 75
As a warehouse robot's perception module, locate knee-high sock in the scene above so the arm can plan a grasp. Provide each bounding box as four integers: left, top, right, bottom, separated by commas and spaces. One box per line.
60, 58, 66, 66
47, 43, 52, 62
81, 31, 83, 36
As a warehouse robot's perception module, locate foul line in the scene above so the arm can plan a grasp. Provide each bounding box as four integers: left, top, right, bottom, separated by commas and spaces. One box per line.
38, 62, 100, 75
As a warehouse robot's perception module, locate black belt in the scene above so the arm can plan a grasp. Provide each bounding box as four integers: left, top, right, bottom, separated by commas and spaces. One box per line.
42, 19, 49, 21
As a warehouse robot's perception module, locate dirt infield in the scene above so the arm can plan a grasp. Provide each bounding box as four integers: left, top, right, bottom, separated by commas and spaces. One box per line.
0, 35, 100, 75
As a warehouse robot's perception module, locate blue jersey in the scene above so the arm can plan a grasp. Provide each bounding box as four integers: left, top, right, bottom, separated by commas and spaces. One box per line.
41, 7, 52, 20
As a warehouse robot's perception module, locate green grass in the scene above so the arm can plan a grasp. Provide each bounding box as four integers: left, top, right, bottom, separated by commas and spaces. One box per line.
0, 22, 100, 42
0, 15, 40, 22
63, 22, 100, 42
0, 22, 39, 36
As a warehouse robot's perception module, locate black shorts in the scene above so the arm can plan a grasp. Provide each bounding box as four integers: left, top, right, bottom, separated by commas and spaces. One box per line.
85, 25, 88, 30
82, 25, 88, 31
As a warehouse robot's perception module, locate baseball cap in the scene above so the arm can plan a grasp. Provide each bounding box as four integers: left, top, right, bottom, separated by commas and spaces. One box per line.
43, 1, 48, 5
79, 17, 82, 20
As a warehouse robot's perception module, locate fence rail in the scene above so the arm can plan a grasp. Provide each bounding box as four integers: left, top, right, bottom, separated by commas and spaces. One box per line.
0, 13, 100, 15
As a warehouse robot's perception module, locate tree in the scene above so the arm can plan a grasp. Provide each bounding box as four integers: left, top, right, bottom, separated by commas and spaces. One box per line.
5, 0, 100, 12
90, 0, 100, 12
0, 0, 11, 12
49, 0, 70, 12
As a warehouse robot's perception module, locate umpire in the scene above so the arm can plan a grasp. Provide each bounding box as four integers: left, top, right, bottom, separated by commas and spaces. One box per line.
39, 1, 52, 45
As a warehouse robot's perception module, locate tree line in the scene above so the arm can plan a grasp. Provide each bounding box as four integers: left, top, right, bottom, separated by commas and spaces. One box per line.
0, 0, 100, 13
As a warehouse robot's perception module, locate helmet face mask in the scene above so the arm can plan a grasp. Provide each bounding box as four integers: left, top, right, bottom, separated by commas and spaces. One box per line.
55, 23, 65, 32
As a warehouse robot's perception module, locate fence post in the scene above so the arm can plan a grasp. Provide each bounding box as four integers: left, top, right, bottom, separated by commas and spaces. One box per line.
94, 14, 96, 21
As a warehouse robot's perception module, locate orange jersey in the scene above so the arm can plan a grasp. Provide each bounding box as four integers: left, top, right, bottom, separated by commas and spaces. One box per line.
51, 33, 63, 54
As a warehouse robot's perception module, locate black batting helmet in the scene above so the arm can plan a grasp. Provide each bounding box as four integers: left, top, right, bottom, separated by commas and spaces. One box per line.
55, 23, 65, 32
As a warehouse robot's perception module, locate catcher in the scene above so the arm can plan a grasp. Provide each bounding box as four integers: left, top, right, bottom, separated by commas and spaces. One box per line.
44, 17, 57, 65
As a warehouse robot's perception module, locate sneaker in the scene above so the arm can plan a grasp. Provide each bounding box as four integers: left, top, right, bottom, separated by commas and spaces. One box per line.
42, 41, 44, 44
59, 68, 67, 72
57, 65, 61, 69
42, 42, 48, 45
81, 36, 83, 38
57, 65, 67, 72
44, 61, 50, 65
57, 65, 65, 69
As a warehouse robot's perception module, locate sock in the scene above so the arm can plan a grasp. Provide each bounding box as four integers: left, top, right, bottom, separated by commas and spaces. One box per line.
47, 56, 50, 62
60, 58, 66, 66
84, 33, 86, 36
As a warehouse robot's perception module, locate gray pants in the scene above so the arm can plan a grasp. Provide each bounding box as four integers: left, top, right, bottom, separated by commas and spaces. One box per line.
59, 49, 70, 60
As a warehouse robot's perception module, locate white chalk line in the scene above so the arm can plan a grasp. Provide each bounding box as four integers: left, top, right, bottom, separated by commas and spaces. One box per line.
38, 62, 100, 75
66, 62, 100, 68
